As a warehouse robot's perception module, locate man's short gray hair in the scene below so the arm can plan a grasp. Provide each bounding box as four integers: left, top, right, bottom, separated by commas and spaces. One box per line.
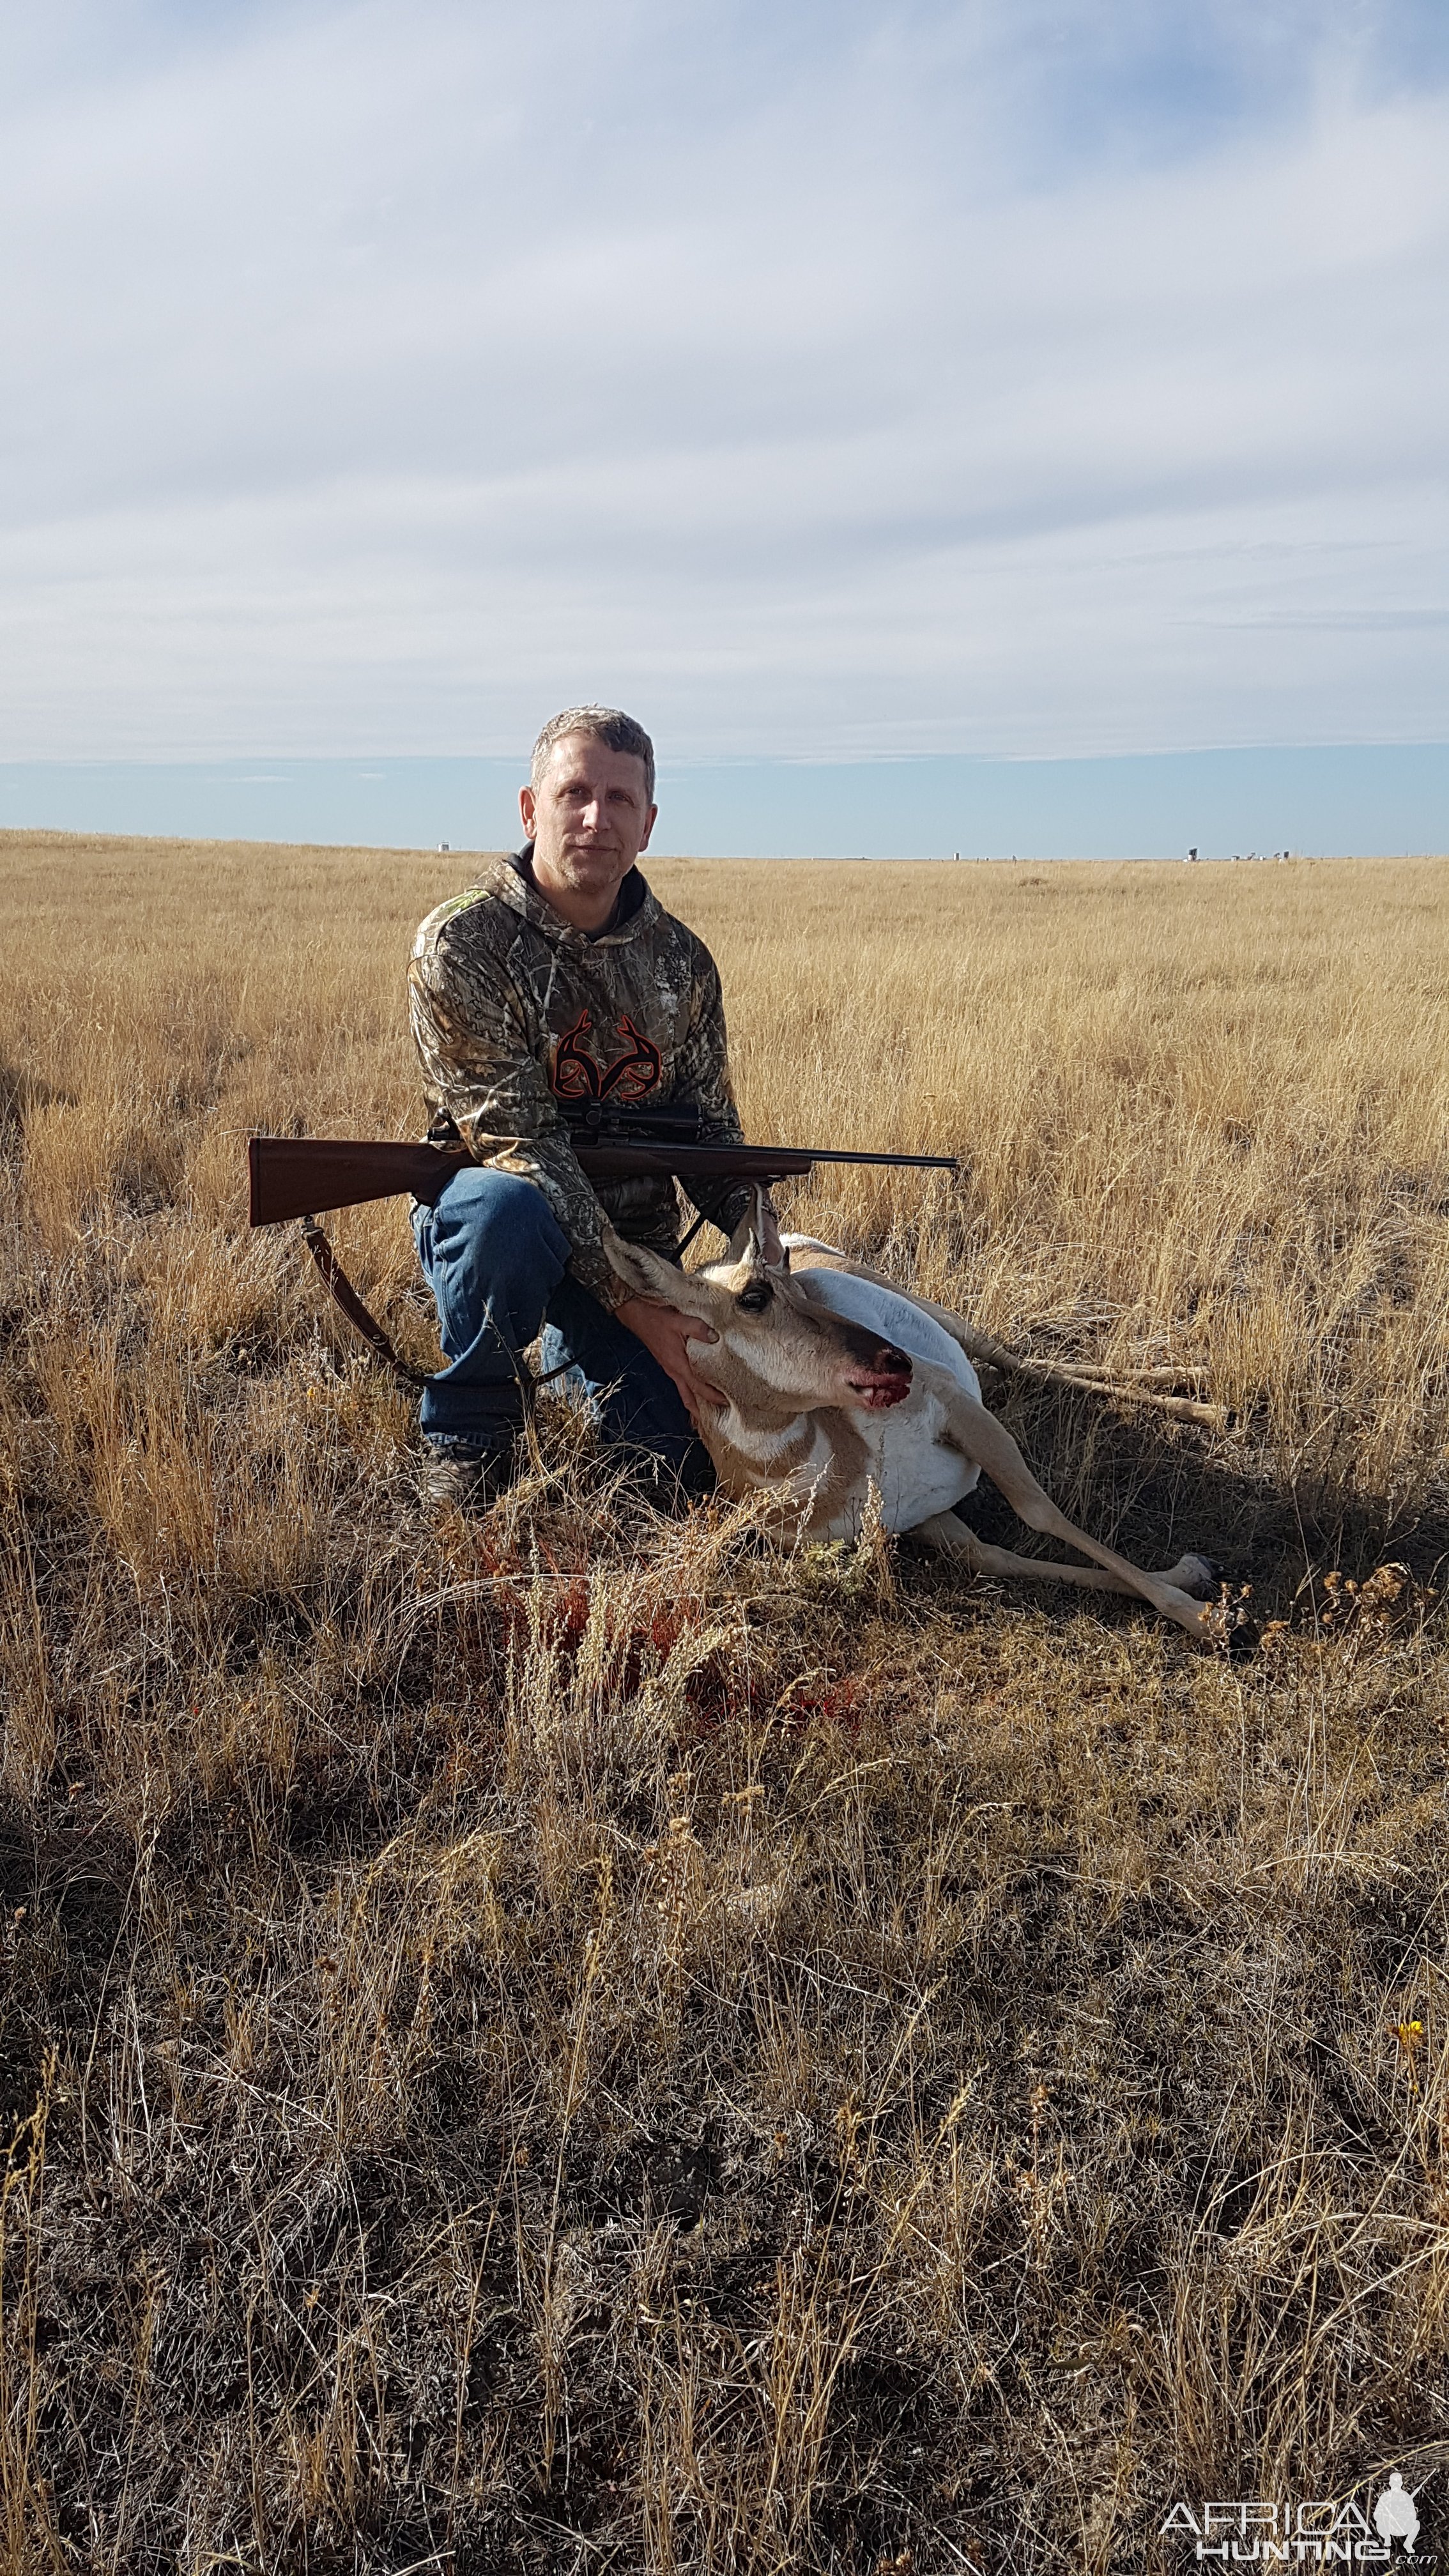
530, 706, 656, 806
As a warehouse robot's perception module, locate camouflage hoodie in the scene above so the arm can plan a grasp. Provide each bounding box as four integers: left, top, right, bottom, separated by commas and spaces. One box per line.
409, 850, 758, 1307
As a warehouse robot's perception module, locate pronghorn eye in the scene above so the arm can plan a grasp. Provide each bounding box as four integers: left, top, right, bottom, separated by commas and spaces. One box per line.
737, 1282, 774, 1314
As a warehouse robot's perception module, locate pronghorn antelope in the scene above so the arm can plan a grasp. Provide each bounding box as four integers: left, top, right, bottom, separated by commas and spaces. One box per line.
604, 1213, 1222, 1643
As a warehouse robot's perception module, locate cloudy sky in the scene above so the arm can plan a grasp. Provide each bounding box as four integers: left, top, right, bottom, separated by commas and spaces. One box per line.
2, 0, 1446, 846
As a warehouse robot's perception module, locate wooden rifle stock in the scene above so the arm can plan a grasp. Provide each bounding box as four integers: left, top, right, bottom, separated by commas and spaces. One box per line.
247, 1134, 954, 1227
249, 1137, 467, 1225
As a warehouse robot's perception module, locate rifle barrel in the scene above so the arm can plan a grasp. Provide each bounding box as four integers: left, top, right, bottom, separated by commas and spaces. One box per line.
247, 1133, 958, 1227
775, 1149, 957, 1169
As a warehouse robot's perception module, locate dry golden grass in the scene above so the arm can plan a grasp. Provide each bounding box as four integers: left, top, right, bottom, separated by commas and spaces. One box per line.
1, 829, 1448, 2573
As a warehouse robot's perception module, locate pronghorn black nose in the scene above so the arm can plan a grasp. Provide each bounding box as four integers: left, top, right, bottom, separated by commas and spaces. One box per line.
877, 1344, 912, 1378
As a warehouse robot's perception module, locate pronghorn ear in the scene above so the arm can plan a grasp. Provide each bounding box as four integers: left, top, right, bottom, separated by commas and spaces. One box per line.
601, 1222, 719, 1316
726, 1211, 760, 1266
601, 1223, 679, 1300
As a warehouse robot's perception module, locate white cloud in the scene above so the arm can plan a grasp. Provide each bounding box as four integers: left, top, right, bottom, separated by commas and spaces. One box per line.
1, 0, 1446, 760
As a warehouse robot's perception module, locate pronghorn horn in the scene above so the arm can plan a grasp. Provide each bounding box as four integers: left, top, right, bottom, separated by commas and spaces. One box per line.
753, 1182, 789, 1270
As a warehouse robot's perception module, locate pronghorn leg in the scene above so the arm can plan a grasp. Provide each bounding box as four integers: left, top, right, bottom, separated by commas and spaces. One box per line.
914, 1512, 1217, 1625
936, 1395, 1217, 1638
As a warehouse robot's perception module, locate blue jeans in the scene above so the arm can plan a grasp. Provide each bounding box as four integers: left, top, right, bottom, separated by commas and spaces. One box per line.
411, 1166, 710, 1490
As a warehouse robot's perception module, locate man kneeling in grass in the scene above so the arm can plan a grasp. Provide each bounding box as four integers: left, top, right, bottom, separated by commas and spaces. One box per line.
408, 704, 779, 1510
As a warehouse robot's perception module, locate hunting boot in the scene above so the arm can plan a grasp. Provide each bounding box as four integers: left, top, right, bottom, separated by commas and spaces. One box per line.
422, 1383, 525, 1513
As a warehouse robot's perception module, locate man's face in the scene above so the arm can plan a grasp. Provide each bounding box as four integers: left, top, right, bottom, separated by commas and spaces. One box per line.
521, 733, 657, 916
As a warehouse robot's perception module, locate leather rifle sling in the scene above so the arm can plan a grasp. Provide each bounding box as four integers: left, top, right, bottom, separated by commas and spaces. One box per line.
300, 1217, 431, 1389
299, 1217, 575, 1397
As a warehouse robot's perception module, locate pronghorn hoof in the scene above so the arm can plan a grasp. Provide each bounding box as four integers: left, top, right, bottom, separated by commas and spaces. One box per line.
1180, 1554, 1220, 1599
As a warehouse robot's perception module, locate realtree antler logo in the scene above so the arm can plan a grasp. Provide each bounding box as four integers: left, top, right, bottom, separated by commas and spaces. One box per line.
550, 1008, 663, 1104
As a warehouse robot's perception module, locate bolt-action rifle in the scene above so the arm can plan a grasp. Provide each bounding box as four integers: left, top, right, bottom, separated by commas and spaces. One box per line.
245, 1107, 959, 1391
247, 1108, 958, 1388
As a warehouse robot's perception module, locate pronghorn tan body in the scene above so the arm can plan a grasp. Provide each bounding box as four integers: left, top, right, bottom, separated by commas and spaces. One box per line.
604, 1222, 1221, 1642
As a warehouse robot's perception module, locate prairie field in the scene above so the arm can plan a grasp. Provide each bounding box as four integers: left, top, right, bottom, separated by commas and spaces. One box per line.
1, 829, 1448, 2573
